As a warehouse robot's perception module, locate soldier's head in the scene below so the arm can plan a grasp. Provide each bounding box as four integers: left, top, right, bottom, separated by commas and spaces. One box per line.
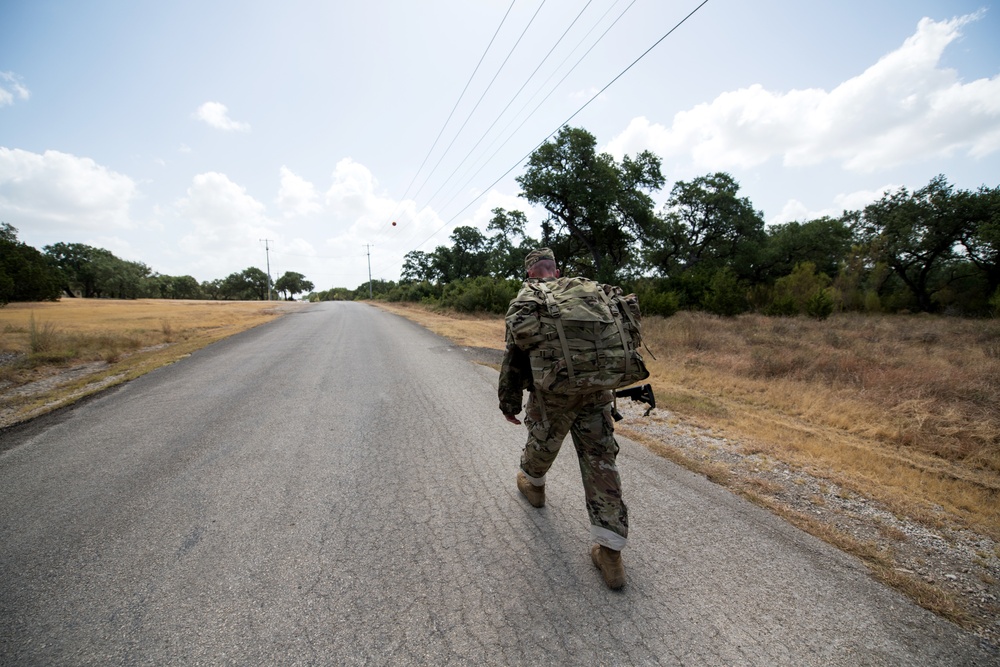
525, 247, 559, 279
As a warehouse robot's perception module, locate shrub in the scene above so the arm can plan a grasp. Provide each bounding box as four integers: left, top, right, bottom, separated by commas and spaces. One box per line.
28, 314, 59, 354
386, 281, 441, 303
703, 268, 748, 316
438, 277, 520, 314
636, 289, 679, 317
805, 288, 836, 320
763, 294, 798, 317
864, 290, 882, 313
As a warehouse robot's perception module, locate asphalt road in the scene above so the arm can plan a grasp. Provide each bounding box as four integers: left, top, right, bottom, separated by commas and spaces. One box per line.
1, 301, 996, 666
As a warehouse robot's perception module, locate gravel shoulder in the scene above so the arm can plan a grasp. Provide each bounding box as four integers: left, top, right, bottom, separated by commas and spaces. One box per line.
611, 398, 1000, 652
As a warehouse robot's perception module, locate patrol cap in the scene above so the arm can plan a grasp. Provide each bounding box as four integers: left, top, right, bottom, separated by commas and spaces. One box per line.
524, 247, 556, 272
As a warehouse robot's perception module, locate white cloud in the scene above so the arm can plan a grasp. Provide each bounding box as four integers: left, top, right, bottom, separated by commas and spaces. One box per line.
768, 184, 900, 225
605, 13, 999, 173
324, 158, 399, 231
193, 101, 251, 132
276, 166, 321, 217
0, 72, 30, 107
177, 172, 269, 236
0, 147, 136, 229
833, 185, 899, 213
176, 172, 276, 275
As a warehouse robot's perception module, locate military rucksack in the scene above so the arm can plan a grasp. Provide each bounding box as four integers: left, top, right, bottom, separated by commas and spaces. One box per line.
506, 276, 649, 395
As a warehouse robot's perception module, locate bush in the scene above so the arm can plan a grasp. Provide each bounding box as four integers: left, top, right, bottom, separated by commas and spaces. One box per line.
386, 281, 441, 303
438, 277, 521, 314
805, 288, 835, 320
636, 289, 679, 317
763, 294, 798, 317
703, 268, 748, 316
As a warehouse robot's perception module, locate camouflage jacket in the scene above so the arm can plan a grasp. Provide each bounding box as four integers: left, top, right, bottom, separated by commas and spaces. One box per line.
497, 278, 552, 415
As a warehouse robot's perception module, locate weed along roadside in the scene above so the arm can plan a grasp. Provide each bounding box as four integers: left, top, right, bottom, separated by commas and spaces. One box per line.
374, 301, 1000, 651
0, 299, 306, 429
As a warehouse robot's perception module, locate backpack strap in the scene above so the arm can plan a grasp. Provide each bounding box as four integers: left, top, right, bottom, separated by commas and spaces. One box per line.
597, 286, 632, 378
537, 282, 576, 380
617, 293, 658, 361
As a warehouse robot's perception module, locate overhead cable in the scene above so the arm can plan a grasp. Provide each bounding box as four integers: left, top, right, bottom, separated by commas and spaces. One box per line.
373, 0, 711, 278
381, 0, 517, 229
433, 0, 635, 215
419, 0, 595, 210
408, 0, 548, 204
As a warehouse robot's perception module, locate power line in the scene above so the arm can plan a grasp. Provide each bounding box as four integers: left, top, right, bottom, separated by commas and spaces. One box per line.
407, 0, 549, 205
381, 1, 625, 254
382, 0, 518, 230
419, 0, 597, 212
372, 0, 711, 278
432, 0, 636, 215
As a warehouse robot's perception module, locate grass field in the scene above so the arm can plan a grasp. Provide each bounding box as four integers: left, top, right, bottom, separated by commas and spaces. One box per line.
0, 299, 303, 427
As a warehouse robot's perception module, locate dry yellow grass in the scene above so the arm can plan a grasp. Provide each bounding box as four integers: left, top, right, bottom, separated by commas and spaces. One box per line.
0, 299, 303, 426
644, 312, 1000, 539
375, 302, 506, 348
375, 303, 1000, 541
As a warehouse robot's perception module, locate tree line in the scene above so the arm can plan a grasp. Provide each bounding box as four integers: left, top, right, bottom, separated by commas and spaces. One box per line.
0, 224, 313, 305
5, 125, 997, 316
312, 126, 999, 318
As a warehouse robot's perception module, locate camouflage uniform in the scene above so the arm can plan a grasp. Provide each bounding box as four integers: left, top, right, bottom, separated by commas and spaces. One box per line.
499, 274, 629, 551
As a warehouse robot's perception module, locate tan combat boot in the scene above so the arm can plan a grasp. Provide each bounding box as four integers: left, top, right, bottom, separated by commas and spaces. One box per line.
516, 471, 545, 508
591, 544, 625, 589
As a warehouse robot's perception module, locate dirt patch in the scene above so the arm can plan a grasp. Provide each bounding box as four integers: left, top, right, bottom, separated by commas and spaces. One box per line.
0, 345, 169, 429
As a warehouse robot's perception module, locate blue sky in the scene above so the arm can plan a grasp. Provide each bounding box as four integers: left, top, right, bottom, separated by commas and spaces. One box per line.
2, 1, 998, 292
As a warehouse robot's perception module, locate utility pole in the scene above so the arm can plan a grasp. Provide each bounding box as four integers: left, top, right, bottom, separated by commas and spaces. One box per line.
260, 239, 273, 301
363, 244, 373, 299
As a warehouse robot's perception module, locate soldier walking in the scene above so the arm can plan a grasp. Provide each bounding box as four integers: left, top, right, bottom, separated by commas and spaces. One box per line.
499, 248, 635, 589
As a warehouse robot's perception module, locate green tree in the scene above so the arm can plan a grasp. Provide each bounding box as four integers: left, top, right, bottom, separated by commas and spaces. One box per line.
401, 250, 436, 283
44, 242, 108, 297
43, 242, 150, 299
647, 173, 766, 283
0, 223, 63, 304
100, 258, 151, 299
355, 278, 396, 299
956, 184, 1000, 301
218, 267, 271, 300
274, 271, 314, 300
760, 216, 854, 282
702, 267, 749, 316
486, 208, 536, 280
168, 275, 203, 299
431, 226, 489, 283
768, 262, 834, 316
856, 175, 971, 312
516, 126, 663, 283
200, 279, 223, 300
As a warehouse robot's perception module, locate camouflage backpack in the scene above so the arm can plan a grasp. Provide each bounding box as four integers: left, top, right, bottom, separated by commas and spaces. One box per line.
506, 276, 649, 395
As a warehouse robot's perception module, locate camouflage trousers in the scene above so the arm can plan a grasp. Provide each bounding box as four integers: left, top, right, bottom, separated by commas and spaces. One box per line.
520, 389, 628, 550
